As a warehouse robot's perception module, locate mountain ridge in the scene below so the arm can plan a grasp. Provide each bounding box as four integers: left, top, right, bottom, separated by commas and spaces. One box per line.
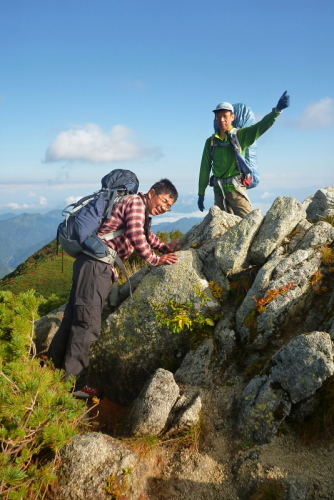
0, 210, 199, 278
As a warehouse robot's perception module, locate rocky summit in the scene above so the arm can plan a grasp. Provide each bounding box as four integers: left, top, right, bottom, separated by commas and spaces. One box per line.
35, 185, 334, 500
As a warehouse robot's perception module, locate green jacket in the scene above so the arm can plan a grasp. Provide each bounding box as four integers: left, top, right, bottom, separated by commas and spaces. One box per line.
198, 108, 281, 195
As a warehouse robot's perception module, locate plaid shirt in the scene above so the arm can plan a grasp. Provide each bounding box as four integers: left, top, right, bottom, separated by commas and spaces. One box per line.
98, 193, 170, 267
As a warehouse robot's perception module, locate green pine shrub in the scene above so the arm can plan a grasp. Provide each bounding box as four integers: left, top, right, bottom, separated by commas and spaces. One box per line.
0, 290, 89, 499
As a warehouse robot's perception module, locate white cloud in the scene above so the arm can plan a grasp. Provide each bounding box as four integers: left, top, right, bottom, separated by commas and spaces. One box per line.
45, 123, 162, 163
6, 203, 31, 210
294, 97, 334, 129
28, 193, 48, 206
180, 197, 196, 206
2, 194, 50, 210
260, 191, 274, 199
65, 195, 83, 206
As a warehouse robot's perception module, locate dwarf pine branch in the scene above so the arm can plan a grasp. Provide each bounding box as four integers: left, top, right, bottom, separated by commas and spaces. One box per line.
0, 290, 90, 500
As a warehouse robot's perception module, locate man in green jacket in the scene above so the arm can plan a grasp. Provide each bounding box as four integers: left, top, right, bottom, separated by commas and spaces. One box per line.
197, 91, 290, 217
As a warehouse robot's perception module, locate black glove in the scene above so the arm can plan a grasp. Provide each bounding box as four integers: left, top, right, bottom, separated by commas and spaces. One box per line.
198, 195, 205, 212
276, 90, 290, 112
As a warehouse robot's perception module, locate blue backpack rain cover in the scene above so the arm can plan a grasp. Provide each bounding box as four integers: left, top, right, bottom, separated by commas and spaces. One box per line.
213, 102, 260, 189
57, 169, 139, 259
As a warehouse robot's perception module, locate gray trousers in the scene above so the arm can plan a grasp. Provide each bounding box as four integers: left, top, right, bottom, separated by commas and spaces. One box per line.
214, 187, 252, 218
48, 253, 112, 390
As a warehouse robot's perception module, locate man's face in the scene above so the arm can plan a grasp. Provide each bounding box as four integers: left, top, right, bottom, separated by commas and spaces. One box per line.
214, 110, 235, 132
147, 189, 175, 216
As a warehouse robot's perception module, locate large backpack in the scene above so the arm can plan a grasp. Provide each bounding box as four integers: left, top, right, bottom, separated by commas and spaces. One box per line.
212, 102, 259, 189
57, 169, 139, 263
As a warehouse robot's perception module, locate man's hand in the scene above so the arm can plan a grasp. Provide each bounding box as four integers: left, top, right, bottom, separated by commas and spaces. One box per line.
166, 240, 181, 252
276, 90, 290, 112
157, 253, 178, 266
198, 195, 205, 212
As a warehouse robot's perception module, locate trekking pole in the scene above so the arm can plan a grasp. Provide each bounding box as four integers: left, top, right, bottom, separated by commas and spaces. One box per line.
217, 178, 228, 212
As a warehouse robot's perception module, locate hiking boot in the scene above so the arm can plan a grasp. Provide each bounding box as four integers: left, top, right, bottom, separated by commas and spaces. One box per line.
72, 385, 102, 400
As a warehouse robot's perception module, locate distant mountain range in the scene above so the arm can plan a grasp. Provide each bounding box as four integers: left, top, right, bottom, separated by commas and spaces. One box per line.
0, 210, 200, 279
151, 217, 201, 234
0, 210, 62, 277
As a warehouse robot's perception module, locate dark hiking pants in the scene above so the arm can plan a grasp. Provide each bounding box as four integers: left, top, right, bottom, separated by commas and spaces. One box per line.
48, 253, 112, 390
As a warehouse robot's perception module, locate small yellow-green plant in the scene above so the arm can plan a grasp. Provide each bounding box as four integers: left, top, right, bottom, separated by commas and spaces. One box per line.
153, 290, 221, 346
209, 281, 224, 301
321, 245, 334, 266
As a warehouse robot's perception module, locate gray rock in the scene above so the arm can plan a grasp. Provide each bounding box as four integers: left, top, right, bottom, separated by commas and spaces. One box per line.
249, 197, 306, 265
254, 252, 322, 347
236, 251, 284, 345
215, 209, 263, 275
288, 219, 312, 253
115, 265, 151, 306
270, 332, 334, 403
237, 375, 291, 444
295, 220, 334, 250
201, 252, 230, 301
57, 432, 144, 500
214, 317, 237, 366
285, 476, 313, 500
165, 388, 202, 436
126, 368, 180, 436
238, 332, 334, 444
91, 250, 219, 404
178, 205, 240, 251
302, 185, 334, 222
34, 303, 66, 354
237, 242, 323, 348
174, 339, 214, 386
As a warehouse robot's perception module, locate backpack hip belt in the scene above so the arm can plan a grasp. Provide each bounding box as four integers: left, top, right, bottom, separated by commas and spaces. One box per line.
82, 245, 131, 306
215, 175, 251, 206
213, 174, 243, 187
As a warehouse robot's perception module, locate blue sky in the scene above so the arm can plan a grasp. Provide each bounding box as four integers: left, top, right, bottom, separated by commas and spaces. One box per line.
1, 0, 333, 223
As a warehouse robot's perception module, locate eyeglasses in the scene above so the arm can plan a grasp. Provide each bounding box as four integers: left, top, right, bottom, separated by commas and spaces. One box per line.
157, 194, 173, 211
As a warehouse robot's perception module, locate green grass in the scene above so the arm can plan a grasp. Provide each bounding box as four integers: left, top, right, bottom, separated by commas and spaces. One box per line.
0, 240, 73, 314
0, 229, 185, 315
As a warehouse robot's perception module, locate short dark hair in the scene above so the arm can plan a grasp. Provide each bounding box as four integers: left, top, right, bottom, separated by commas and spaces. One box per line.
150, 178, 178, 201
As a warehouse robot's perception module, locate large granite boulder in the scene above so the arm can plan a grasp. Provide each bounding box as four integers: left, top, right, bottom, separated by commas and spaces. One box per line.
57, 432, 146, 500
126, 368, 202, 437
302, 185, 334, 222
249, 197, 306, 265
90, 250, 219, 404
236, 221, 334, 347
215, 209, 263, 275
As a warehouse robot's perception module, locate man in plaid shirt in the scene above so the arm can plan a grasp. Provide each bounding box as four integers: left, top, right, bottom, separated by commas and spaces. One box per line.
48, 178, 179, 400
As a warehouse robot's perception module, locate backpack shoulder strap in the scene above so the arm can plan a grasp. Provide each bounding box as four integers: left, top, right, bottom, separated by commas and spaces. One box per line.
210, 134, 216, 166
138, 192, 152, 239
226, 128, 242, 153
